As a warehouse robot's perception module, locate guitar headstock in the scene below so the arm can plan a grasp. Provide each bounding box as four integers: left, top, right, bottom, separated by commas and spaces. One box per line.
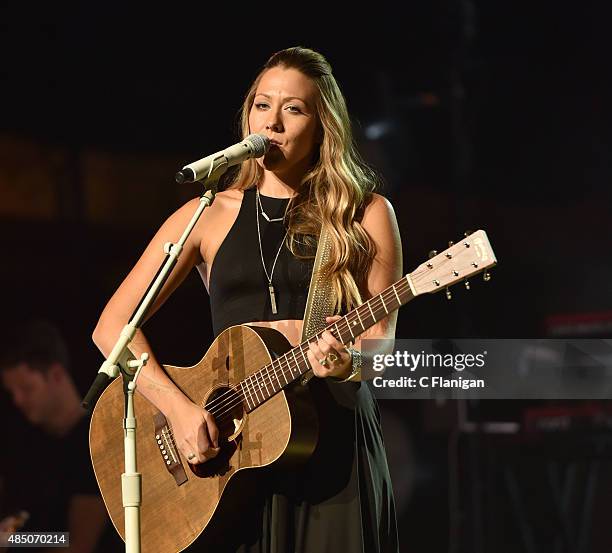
409, 229, 497, 296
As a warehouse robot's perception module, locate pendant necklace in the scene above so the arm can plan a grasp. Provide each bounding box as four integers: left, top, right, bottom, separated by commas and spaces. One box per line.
256, 188, 289, 314
257, 188, 286, 222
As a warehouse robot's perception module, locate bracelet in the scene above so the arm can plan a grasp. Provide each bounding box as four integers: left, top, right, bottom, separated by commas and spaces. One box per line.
338, 347, 362, 382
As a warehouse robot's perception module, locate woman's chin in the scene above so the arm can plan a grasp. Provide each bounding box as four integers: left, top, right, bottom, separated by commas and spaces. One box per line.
261, 150, 286, 170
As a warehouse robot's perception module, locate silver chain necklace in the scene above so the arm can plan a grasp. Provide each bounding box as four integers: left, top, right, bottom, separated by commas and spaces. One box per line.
255, 188, 289, 314
257, 188, 286, 222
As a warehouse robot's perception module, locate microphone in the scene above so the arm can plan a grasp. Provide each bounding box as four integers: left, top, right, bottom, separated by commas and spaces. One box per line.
175, 134, 270, 184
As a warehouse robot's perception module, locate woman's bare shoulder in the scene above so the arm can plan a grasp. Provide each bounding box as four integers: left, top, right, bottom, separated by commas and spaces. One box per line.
361, 192, 396, 224
216, 187, 244, 201
360, 191, 402, 265
177, 188, 244, 225
182, 187, 243, 208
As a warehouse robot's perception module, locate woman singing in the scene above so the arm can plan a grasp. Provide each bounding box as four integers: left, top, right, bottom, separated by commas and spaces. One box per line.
93, 46, 402, 552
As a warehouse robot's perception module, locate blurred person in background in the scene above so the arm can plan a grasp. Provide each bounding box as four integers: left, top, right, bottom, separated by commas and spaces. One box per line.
0, 320, 121, 552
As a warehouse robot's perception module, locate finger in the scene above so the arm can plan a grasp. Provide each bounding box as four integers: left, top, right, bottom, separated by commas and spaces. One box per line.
316, 332, 338, 356
178, 436, 197, 463
204, 411, 220, 448
183, 447, 197, 464
321, 330, 346, 353
324, 316, 342, 334
317, 337, 344, 361
307, 349, 330, 378
196, 421, 212, 460
204, 446, 221, 460
317, 337, 332, 357
309, 339, 324, 360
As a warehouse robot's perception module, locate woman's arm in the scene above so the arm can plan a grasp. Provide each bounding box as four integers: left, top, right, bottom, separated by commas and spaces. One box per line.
92, 197, 219, 464
307, 193, 403, 381
354, 193, 403, 378
359, 193, 403, 338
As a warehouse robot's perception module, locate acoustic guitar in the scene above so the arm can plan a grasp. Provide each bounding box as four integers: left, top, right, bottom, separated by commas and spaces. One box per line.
89, 229, 497, 552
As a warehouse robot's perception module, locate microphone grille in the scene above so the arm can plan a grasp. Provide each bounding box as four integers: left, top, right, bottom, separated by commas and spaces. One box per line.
246, 134, 270, 157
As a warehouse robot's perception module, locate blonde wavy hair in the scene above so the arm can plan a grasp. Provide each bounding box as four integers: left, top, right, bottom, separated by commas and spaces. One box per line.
226, 46, 381, 312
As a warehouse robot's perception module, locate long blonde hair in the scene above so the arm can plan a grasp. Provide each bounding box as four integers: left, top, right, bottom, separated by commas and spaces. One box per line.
226, 46, 381, 312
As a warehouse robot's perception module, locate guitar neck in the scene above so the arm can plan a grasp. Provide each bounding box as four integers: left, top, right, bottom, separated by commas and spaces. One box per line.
237, 229, 497, 412
238, 275, 415, 412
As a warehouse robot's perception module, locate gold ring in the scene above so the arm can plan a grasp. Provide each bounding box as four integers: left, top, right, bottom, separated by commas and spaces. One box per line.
187, 453, 196, 460
327, 352, 339, 363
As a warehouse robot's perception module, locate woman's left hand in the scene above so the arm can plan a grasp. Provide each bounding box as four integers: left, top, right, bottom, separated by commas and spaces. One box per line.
307, 316, 352, 380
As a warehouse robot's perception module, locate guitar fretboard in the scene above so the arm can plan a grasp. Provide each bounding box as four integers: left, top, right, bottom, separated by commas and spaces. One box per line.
234, 275, 414, 412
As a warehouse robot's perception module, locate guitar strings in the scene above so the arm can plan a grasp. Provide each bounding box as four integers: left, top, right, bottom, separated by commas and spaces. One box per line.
199, 286, 402, 424
203, 280, 410, 417
204, 261, 462, 421
205, 277, 418, 421
206, 253, 484, 423
205, 281, 412, 423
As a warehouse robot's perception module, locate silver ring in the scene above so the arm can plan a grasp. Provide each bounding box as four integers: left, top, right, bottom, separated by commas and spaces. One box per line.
187, 453, 196, 460
319, 356, 328, 367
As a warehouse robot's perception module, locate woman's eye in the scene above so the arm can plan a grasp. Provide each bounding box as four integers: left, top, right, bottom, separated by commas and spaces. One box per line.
286, 105, 301, 113
255, 103, 269, 110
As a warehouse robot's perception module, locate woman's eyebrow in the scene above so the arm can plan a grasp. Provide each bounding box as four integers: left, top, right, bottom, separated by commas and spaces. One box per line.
255, 93, 309, 105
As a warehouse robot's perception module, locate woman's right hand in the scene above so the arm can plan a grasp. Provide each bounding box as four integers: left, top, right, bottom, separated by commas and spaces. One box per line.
167, 398, 220, 464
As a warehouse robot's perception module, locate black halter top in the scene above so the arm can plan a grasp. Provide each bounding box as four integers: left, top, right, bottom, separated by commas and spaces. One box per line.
209, 188, 314, 337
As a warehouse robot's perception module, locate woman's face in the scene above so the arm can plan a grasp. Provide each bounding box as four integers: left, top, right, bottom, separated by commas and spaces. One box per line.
249, 66, 321, 175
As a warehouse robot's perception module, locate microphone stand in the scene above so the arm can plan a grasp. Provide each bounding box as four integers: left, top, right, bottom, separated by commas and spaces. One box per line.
82, 158, 229, 553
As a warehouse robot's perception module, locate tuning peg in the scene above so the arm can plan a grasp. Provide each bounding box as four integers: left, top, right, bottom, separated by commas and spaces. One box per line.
464, 229, 474, 237
448, 240, 454, 248
483, 270, 491, 282
428, 250, 438, 259
446, 287, 452, 300
464, 279, 470, 290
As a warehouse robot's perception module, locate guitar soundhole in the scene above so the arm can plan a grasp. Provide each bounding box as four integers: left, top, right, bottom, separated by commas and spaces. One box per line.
188, 386, 244, 478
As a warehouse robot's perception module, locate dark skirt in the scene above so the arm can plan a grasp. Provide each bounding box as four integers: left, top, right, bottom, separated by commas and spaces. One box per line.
189, 378, 399, 553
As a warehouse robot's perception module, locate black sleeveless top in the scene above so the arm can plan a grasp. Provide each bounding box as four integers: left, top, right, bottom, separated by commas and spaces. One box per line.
209, 188, 314, 337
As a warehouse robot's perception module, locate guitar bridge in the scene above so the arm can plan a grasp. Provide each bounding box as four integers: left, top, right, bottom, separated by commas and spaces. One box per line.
153, 411, 188, 486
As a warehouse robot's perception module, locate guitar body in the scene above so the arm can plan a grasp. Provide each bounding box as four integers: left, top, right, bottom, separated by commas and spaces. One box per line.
89, 324, 318, 552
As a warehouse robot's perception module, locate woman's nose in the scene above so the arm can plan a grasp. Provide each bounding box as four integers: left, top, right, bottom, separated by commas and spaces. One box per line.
265, 109, 283, 132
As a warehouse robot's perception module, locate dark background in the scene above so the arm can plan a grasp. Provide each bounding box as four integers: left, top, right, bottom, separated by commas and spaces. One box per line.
1, 3, 611, 551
